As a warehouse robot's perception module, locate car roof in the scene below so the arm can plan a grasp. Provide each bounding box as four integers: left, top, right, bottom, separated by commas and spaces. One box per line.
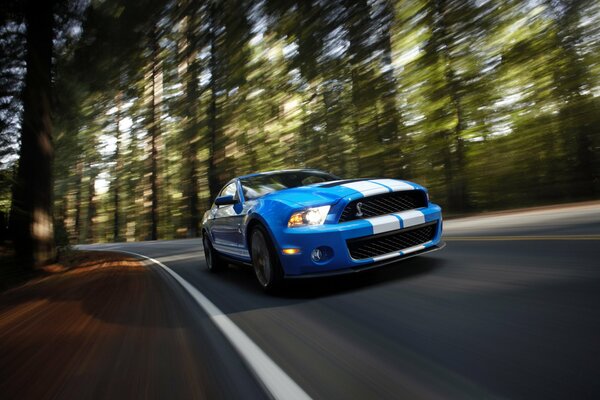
237, 168, 331, 180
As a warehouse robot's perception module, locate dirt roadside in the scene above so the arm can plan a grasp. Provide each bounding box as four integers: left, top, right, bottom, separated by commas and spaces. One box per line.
0, 251, 231, 400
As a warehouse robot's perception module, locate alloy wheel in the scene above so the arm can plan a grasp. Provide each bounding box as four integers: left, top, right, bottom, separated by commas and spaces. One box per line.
251, 230, 272, 287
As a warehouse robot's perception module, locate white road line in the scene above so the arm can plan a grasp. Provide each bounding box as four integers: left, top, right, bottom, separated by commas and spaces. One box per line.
114, 249, 312, 400
152, 252, 204, 263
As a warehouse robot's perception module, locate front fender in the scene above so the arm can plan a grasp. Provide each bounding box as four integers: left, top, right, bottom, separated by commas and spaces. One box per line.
244, 199, 298, 252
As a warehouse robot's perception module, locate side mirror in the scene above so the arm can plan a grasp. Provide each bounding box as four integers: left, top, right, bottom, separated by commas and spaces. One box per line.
214, 195, 237, 206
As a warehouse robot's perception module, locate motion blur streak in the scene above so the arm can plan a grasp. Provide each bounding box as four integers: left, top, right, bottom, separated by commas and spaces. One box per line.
1, 0, 599, 395
2, 0, 598, 250
116, 250, 311, 400
0, 253, 268, 399
73, 203, 600, 399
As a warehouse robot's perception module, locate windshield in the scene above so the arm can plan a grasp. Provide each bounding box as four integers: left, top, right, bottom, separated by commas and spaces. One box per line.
240, 171, 338, 200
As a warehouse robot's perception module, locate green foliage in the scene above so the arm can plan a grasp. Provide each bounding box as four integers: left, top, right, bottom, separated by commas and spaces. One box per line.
3, 0, 598, 243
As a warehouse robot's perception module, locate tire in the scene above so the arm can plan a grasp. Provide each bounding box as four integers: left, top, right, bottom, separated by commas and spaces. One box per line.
203, 234, 226, 272
250, 226, 283, 292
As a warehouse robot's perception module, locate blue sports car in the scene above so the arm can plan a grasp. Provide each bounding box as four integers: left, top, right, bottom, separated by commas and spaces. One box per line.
201, 169, 444, 291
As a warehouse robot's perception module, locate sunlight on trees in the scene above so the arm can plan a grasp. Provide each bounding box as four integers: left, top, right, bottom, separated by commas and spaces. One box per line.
0, 0, 598, 248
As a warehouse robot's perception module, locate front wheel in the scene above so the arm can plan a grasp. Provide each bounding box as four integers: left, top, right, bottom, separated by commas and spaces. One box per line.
203, 235, 225, 272
250, 226, 283, 292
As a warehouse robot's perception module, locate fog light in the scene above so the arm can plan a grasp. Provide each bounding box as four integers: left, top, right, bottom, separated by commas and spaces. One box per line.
310, 246, 333, 263
311, 248, 323, 261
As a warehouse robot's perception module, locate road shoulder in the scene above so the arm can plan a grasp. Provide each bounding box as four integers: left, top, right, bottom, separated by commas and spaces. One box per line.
0, 250, 266, 400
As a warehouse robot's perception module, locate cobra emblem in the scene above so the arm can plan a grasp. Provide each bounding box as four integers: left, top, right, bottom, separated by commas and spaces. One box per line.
355, 202, 364, 217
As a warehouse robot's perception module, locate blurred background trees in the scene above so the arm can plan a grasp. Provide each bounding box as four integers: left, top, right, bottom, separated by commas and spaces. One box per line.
0, 0, 599, 251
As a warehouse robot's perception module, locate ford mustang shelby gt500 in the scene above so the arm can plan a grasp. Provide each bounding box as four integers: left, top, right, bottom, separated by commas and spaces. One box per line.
202, 169, 444, 290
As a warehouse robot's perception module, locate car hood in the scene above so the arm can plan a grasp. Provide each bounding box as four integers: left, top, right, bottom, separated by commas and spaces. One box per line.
262, 178, 423, 208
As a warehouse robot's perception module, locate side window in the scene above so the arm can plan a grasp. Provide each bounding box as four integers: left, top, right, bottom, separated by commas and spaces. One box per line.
219, 182, 238, 199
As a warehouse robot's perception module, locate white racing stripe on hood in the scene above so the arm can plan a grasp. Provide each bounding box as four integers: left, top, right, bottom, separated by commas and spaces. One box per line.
370, 179, 414, 191
394, 209, 426, 228
340, 180, 389, 197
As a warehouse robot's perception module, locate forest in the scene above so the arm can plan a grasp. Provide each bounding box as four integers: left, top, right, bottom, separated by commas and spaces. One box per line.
0, 0, 599, 268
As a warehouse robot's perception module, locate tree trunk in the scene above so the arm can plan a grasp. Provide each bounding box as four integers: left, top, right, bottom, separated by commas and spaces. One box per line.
553, 0, 598, 197
85, 166, 96, 243
345, 0, 383, 177
180, 10, 200, 237
378, 0, 408, 178
432, 0, 469, 211
0, 210, 6, 243
74, 159, 83, 242
147, 28, 162, 241
9, 0, 55, 268
113, 91, 122, 241
207, 2, 220, 203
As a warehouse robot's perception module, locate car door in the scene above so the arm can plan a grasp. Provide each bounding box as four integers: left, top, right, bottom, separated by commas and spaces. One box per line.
210, 181, 246, 257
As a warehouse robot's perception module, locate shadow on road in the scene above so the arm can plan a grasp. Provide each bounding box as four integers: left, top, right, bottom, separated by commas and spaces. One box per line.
192, 255, 446, 315
280, 256, 445, 299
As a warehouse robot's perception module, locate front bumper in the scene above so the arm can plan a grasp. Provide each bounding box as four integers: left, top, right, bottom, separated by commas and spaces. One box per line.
275, 204, 443, 276
285, 242, 446, 279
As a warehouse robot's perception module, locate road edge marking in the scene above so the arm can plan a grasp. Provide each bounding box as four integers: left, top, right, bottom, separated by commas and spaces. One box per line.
114, 250, 312, 400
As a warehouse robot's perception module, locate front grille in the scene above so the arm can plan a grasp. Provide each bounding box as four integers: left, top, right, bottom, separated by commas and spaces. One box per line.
347, 222, 437, 260
339, 190, 427, 223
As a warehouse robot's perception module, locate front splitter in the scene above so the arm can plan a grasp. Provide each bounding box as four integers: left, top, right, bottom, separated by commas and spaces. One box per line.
285, 241, 446, 279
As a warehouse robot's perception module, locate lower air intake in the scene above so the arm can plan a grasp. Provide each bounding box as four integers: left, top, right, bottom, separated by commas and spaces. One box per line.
347, 222, 437, 260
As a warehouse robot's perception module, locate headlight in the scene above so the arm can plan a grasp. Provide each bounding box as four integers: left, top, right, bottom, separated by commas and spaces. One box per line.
288, 205, 330, 227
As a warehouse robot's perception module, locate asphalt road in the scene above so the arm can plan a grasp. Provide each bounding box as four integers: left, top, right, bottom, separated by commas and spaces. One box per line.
58, 203, 600, 398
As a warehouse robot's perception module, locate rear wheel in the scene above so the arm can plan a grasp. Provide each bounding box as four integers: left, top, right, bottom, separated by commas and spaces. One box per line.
250, 226, 283, 292
203, 235, 225, 272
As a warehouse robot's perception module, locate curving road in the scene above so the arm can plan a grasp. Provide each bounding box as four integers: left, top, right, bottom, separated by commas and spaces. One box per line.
49, 203, 600, 398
